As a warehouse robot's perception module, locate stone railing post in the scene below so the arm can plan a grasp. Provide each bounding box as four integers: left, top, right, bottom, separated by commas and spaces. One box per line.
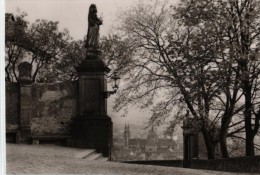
183, 117, 200, 168
18, 62, 32, 143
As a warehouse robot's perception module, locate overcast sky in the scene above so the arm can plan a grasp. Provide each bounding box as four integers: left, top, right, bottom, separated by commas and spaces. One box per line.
5, 0, 141, 40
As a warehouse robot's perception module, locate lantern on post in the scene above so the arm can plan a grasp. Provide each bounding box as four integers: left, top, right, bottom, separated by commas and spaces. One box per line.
105, 71, 120, 98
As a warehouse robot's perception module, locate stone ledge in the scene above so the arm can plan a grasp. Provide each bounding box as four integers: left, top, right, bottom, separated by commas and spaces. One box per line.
31, 135, 73, 146
6, 130, 20, 144
190, 156, 260, 173
31, 135, 72, 140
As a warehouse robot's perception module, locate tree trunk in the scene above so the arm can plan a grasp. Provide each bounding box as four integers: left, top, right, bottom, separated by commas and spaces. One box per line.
201, 128, 215, 159
243, 76, 255, 156
244, 92, 255, 156
245, 129, 255, 156
219, 133, 229, 158
219, 113, 232, 158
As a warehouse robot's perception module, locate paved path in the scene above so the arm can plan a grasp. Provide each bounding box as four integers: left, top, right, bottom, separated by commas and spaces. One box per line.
6, 144, 254, 175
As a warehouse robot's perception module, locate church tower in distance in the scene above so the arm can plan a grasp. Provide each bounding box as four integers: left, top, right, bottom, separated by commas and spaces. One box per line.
124, 124, 130, 149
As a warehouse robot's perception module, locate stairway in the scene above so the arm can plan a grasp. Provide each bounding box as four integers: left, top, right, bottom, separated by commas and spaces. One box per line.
74, 149, 109, 161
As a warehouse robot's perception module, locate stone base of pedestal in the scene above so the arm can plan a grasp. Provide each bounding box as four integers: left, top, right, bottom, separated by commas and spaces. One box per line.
19, 127, 31, 143
72, 115, 112, 157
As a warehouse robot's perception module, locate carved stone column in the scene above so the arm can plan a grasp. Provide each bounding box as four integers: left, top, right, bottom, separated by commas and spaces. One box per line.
73, 51, 113, 157
18, 62, 33, 143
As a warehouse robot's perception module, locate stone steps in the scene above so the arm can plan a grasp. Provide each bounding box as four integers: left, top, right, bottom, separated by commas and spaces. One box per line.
74, 149, 96, 159
84, 153, 103, 160
74, 149, 108, 161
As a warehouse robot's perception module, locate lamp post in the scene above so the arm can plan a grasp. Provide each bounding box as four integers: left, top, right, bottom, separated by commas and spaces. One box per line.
105, 71, 120, 98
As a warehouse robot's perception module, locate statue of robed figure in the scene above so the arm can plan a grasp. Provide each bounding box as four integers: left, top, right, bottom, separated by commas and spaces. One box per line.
85, 4, 103, 50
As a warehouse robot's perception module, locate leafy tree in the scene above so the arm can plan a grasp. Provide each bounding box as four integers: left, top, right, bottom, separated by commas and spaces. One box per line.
37, 40, 85, 82
27, 19, 71, 82
37, 34, 134, 82
6, 14, 134, 83
5, 14, 72, 82
5, 12, 28, 81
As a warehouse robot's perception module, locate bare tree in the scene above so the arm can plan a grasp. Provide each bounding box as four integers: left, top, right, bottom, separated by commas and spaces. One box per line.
113, 0, 260, 159
113, 0, 228, 159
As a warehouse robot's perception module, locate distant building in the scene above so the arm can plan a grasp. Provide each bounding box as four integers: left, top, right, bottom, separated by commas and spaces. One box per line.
124, 124, 130, 149
120, 124, 179, 160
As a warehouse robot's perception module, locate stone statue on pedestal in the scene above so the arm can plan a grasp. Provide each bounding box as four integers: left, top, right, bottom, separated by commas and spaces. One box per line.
85, 4, 103, 50
73, 4, 112, 157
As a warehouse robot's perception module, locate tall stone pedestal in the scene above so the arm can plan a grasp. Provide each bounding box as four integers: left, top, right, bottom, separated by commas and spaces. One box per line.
18, 62, 33, 143
73, 51, 113, 157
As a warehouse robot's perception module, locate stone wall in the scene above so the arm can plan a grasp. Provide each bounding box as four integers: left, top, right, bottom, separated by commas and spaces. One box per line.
190, 156, 260, 173
122, 160, 183, 167
6, 81, 78, 135
31, 81, 78, 135
123, 157, 260, 173
6, 82, 20, 130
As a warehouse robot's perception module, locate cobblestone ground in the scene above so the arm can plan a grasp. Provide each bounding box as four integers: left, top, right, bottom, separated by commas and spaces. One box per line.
6, 144, 254, 175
